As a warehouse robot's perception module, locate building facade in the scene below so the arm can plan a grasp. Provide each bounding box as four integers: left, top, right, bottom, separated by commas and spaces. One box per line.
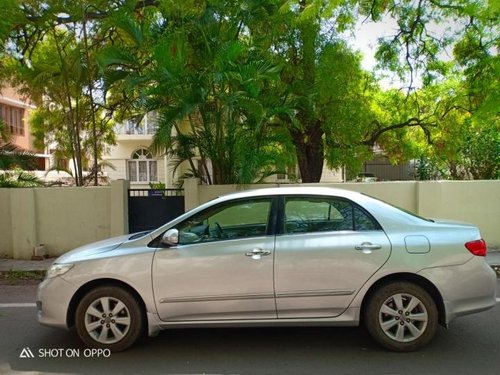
102, 113, 179, 188
0, 85, 48, 170
102, 112, 344, 187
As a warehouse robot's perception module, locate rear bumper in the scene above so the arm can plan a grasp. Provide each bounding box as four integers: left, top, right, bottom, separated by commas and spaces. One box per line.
418, 256, 497, 325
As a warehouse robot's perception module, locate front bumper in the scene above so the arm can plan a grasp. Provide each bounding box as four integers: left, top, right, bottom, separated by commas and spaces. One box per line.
37, 276, 78, 330
418, 256, 497, 325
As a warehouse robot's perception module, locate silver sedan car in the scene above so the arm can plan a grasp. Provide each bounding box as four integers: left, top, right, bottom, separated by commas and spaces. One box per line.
37, 187, 497, 352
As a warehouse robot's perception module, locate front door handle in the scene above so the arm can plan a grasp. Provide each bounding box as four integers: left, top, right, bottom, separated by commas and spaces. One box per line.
245, 248, 271, 259
355, 242, 382, 251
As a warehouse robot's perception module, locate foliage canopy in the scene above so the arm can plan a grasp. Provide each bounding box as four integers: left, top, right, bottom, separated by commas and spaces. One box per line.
1, 0, 498, 183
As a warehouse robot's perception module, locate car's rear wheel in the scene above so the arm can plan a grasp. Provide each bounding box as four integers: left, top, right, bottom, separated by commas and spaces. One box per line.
364, 282, 438, 352
75, 286, 143, 352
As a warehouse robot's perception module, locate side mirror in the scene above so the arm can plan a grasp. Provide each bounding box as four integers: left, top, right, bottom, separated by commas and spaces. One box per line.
161, 228, 179, 246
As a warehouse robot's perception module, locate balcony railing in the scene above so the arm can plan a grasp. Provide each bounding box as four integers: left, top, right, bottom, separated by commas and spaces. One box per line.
115, 113, 159, 136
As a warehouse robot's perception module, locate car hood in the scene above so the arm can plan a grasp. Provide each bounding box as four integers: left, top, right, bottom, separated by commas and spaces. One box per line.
54, 234, 132, 264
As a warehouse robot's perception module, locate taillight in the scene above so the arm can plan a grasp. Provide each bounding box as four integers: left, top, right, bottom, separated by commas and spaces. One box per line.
465, 239, 487, 256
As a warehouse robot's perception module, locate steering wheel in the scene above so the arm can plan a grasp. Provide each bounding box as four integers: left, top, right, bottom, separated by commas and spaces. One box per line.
213, 222, 224, 238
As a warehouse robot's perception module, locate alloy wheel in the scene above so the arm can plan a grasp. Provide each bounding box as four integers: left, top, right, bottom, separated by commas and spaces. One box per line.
378, 293, 429, 343
84, 296, 131, 344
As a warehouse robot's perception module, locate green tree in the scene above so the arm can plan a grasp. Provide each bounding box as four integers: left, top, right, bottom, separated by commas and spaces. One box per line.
98, 2, 296, 184
367, 0, 499, 179
245, 0, 459, 181
6, 28, 115, 186
2, 0, 498, 183
1, 0, 117, 186
0, 119, 43, 187
408, 76, 499, 180
0, 119, 37, 171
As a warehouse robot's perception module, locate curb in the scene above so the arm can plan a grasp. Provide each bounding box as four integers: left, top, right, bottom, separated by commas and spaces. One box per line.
0, 258, 54, 273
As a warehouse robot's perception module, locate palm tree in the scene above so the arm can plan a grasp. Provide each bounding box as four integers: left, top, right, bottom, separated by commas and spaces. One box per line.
99, 5, 295, 184
0, 120, 37, 170
0, 120, 42, 187
150, 40, 294, 184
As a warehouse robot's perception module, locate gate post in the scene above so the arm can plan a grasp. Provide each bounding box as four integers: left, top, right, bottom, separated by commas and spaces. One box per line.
110, 179, 129, 236
184, 178, 200, 211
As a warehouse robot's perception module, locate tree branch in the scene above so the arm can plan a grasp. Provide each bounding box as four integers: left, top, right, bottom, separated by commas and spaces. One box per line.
361, 117, 436, 146
428, 0, 465, 12
23, 0, 160, 24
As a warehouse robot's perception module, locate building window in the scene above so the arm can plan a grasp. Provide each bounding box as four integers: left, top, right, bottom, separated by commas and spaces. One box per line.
0, 104, 24, 136
128, 149, 158, 182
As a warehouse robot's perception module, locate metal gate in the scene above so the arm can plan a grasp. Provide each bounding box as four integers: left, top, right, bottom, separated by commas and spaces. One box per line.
128, 189, 185, 233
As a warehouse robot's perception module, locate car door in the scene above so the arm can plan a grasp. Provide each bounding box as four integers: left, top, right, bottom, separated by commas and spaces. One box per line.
274, 195, 391, 318
152, 197, 277, 321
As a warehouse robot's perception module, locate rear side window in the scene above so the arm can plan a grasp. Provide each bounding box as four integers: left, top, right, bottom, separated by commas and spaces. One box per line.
283, 196, 380, 234
354, 206, 379, 231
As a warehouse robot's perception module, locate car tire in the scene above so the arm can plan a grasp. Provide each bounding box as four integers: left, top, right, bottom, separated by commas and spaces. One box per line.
364, 282, 438, 352
75, 286, 144, 352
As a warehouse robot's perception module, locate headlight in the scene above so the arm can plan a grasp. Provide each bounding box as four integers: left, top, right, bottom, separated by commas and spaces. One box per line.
46, 263, 74, 279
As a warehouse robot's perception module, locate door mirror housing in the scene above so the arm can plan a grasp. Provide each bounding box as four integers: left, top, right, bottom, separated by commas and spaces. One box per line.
161, 228, 179, 246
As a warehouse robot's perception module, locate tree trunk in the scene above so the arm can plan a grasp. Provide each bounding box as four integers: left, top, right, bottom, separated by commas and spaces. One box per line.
290, 122, 324, 183
82, 17, 99, 186
287, 3, 324, 183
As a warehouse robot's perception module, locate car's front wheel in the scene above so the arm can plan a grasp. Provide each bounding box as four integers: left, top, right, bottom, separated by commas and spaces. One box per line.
364, 282, 438, 352
75, 286, 144, 352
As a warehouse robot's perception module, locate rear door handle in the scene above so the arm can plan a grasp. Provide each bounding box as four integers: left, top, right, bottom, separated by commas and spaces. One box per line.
245, 248, 271, 259
355, 242, 382, 251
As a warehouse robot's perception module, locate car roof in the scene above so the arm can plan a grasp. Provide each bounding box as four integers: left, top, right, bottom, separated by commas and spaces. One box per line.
215, 186, 364, 202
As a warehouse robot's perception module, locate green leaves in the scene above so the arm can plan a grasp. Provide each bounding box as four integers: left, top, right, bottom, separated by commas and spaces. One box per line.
0, 171, 44, 188
111, 12, 146, 47
97, 45, 139, 69
0, 0, 24, 47
2, 0, 497, 184
104, 3, 294, 184
0, 143, 38, 171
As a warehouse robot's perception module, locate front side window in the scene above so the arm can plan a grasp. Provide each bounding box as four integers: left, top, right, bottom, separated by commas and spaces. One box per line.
177, 198, 272, 245
128, 149, 158, 182
284, 196, 380, 234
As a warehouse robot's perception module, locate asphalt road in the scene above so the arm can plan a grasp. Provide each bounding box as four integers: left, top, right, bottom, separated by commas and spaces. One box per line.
0, 281, 499, 375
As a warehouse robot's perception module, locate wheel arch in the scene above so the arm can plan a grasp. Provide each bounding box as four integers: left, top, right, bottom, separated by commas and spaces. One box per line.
360, 273, 446, 327
67, 278, 148, 329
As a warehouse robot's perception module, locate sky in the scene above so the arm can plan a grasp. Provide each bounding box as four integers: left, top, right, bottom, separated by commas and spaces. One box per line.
336, 16, 408, 88
347, 15, 458, 89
